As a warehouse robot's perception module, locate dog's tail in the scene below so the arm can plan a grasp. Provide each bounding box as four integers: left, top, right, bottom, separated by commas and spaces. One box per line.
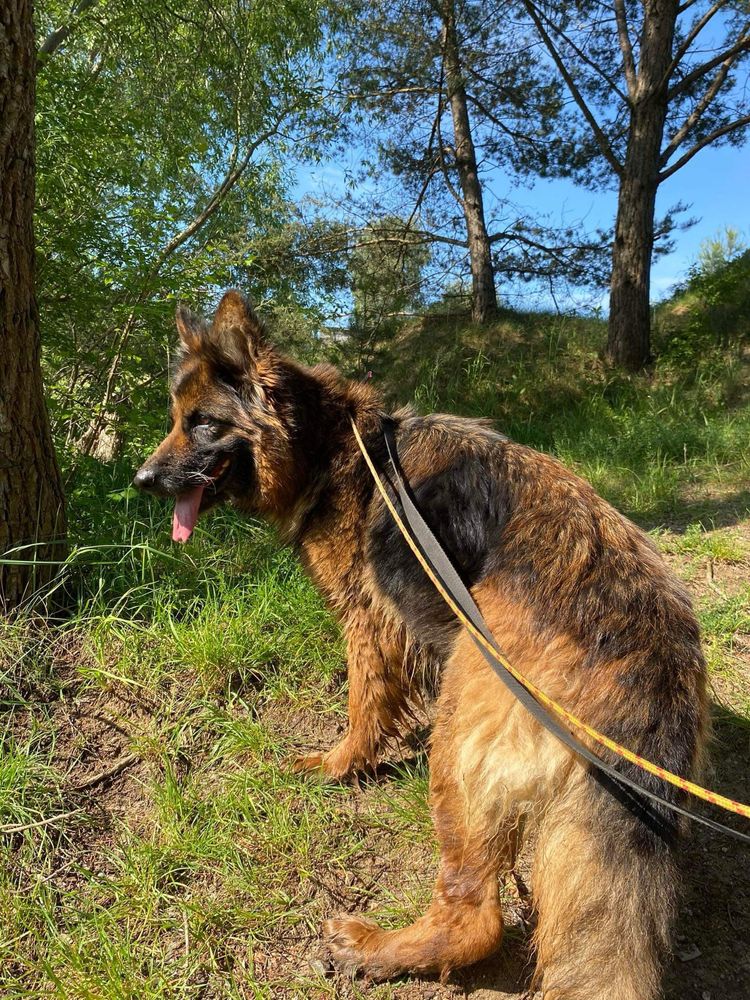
532, 766, 680, 1000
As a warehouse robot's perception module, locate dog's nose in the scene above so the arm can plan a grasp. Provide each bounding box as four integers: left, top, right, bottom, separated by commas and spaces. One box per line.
133, 466, 157, 492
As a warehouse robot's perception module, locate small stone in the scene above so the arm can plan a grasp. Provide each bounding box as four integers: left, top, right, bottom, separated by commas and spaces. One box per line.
702, 991, 711, 1000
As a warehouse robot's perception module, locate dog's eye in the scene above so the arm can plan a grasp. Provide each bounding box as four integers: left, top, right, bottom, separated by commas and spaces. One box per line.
192, 421, 217, 442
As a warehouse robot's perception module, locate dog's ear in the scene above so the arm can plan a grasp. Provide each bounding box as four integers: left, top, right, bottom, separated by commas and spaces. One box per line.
175, 304, 208, 354
208, 289, 265, 372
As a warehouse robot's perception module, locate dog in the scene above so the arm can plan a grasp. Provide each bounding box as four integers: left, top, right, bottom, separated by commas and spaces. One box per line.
134, 289, 708, 999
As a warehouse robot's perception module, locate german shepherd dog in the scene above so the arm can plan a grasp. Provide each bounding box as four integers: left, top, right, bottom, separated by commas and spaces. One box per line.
134, 290, 708, 999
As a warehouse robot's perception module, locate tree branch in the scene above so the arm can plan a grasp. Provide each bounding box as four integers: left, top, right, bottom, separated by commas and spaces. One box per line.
150, 100, 302, 277
660, 113, 750, 179
405, 23, 463, 218
614, 0, 637, 99
352, 85, 440, 101
522, 10, 629, 105
390, 70, 456, 268
349, 226, 469, 250
521, 0, 623, 176
464, 90, 549, 157
660, 50, 737, 165
351, 224, 606, 261
79, 109, 293, 457
37, 0, 101, 69
668, 24, 750, 99
435, 104, 465, 210
488, 229, 603, 254
663, 1, 727, 86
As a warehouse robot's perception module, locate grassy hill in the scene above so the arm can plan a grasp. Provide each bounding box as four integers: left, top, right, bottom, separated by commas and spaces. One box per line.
381, 304, 750, 524
1, 304, 749, 999
654, 248, 750, 357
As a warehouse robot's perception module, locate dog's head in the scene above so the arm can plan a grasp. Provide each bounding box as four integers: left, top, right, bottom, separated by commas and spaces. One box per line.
133, 290, 292, 542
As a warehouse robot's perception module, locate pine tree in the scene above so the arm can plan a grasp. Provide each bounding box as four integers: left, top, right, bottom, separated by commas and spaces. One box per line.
523, 0, 750, 370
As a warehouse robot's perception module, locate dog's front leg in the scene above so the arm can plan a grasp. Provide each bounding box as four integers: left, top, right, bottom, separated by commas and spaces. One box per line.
294, 615, 410, 780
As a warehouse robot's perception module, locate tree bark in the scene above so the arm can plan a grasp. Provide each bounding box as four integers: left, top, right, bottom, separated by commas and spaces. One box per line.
0, 1, 66, 610
607, 0, 678, 371
441, 0, 498, 324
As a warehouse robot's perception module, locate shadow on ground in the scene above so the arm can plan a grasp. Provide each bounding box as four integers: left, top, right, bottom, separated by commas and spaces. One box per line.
637, 490, 750, 534
663, 702, 750, 1000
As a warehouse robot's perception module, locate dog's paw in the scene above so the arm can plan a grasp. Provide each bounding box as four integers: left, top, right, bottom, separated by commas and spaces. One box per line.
292, 739, 372, 782
291, 751, 355, 782
291, 752, 327, 775
324, 914, 384, 978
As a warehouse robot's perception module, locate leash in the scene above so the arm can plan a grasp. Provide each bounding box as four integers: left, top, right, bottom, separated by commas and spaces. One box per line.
350, 416, 750, 844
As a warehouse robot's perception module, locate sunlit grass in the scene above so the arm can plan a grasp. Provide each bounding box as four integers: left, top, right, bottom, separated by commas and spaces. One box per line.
697, 589, 750, 677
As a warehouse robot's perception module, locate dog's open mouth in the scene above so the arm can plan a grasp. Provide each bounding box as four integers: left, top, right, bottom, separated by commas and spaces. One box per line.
172, 456, 232, 543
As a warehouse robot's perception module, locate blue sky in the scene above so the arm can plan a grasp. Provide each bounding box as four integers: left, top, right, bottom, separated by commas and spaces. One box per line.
509, 140, 749, 307
296, 137, 748, 314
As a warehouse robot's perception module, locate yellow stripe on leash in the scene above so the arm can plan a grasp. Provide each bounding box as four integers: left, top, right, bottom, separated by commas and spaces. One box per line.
351, 417, 750, 823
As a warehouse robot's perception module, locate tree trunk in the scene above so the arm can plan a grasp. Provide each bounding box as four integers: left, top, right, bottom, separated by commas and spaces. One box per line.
441, 0, 498, 324
607, 135, 661, 371
607, 0, 678, 371
0, 1, 66, 610
78, 412, 124, 462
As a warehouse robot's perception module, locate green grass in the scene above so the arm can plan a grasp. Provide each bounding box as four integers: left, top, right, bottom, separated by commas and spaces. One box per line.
385, 309, 750, 524
698, 589, 750, 679
0, 470, 435, 997
1, 308, 749, 997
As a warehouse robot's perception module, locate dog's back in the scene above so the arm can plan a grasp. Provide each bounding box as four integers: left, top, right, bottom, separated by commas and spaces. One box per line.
368, 411, 706, 798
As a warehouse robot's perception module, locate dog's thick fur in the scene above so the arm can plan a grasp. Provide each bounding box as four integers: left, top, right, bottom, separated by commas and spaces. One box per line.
135, 291, 708, 999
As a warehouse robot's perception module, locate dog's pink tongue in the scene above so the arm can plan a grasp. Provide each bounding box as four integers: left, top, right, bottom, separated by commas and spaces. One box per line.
172, 486, 204, 543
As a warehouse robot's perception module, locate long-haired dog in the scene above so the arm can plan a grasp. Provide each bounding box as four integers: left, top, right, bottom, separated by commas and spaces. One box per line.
134, 290, 708, 999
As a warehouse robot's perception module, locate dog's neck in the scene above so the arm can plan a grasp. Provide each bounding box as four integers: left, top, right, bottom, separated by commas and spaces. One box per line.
279, 399, 386, 547
273, 370, 389, 603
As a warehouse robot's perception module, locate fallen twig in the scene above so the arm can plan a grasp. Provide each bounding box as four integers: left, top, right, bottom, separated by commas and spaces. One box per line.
0, 808, 84, 834
71, 752, 139, 791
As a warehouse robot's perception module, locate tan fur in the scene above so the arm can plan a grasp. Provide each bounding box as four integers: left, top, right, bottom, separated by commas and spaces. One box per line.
532, 784, 673, 1000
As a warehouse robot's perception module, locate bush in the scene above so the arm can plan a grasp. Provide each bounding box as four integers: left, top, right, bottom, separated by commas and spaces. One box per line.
656, 229, 750, 362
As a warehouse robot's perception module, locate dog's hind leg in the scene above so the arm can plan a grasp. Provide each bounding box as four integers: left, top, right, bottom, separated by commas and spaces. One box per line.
325, 628, 549, 979
295, 613, 412, 780
532, 773, 677, 1000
